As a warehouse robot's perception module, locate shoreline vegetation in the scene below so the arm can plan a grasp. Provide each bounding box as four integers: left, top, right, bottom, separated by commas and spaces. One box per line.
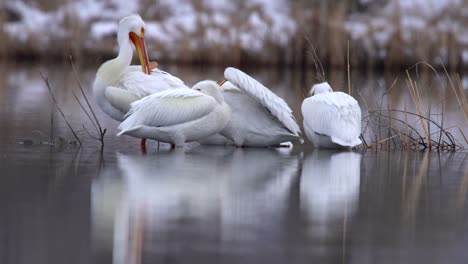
1, 0, 467, 70
359, 67, 468, 151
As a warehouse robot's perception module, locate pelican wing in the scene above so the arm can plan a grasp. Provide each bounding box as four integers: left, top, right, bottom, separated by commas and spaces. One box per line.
119, 67, 189, 97
104, 86, 141, 114
302, 92, 362, 146
118, 89, 217, 134
224, 67, 301, 136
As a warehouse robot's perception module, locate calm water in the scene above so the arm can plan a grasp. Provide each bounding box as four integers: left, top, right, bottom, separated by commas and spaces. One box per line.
0, 61, 467, 264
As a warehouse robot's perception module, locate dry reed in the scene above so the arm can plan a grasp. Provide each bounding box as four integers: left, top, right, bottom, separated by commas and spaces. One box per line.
360, 62, 466, 151
40, 56, 107, 149
69, 55, 107, 148
40, 73, 81, 145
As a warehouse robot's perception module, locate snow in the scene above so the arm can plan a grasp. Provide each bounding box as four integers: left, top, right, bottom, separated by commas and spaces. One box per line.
345, 21, 368, 40
401, 16, 426, 31
3, 1, 65, 45
2, 0, 467, 66
458, 31, 468, 45
90, 22, 117, 39
212, 13, 229, 27
345, 0, 467, 62
205, 28, 224, 44
463, 50, 468, 64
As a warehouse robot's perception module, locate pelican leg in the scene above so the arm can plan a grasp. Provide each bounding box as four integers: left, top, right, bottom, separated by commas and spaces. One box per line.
140, 138, 147, 153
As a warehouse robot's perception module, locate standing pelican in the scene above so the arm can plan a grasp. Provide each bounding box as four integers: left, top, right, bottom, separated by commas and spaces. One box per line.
301, 82, 362, 149
93, 14, 188, 121
93, 14, 188, 149
216, 67, 302, 147
117, 81, 230, 147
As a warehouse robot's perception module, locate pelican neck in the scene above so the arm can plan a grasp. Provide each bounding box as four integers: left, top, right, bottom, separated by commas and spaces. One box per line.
116, 37, 133, 67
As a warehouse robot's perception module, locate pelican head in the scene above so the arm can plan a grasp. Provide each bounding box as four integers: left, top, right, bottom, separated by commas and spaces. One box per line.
310, 82, 333, 96
193, 81, 224, 103
118, 14, 150, 74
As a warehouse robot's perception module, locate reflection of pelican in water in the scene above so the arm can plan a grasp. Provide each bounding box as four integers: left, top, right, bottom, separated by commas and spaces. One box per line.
218, 148, 300, 256
114, 149, 229, 264
300, 151, 361, 231
92, 147, 300, 263
299, 150, 361, 263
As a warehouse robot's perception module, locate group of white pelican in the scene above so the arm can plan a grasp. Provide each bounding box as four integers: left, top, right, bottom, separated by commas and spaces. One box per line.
93, 15, 362, 150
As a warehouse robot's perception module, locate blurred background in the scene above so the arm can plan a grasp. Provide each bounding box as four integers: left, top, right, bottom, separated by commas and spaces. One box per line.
1, 0, 467, 69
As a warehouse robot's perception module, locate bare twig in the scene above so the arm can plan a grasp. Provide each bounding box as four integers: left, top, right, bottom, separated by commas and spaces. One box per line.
69, 55, 106, 148
365, 108, 460, 150
72, 90, 99, 133
459, 128, 468, 146
82, 125, 100, 141
406, 71, 431, 148
454, 74, 468, 121
304, 36, 326, 83
347, 40, 351, 95
40, 73, 81, 145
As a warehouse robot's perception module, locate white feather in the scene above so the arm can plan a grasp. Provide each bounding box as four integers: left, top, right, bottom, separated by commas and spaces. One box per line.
104, 86, 140, 114
302, 91, 362, 147
118, 89, 217, 134
118, 67, 189, 97
224, 67, 301, 136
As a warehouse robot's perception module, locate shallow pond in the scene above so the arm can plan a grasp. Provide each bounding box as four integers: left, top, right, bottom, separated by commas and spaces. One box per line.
0, 61, 467, 263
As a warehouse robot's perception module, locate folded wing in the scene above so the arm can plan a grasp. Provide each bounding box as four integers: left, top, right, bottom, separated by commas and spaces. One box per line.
104, 86, 141, 114
302, 92, 361, 146
118, 89, 217, 134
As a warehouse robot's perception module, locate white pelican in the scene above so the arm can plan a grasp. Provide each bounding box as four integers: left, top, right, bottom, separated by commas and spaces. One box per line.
92, 14, 188, 149
117, 81, 230, 147
301, 82, 362, 149
93, 14, 188, 121
216, 67, 302, 147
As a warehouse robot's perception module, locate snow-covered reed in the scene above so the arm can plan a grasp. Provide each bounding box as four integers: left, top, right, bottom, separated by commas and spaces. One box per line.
1, 0, 467, 68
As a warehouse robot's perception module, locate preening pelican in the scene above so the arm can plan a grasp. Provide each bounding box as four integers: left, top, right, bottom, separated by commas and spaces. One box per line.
92, 14, 188, 122
301, 82, 362, 149
216, 67, 302, 147
117, 81, 230, 147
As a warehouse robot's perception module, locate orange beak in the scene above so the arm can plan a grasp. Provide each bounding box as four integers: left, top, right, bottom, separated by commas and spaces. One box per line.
129, 32, 151, 75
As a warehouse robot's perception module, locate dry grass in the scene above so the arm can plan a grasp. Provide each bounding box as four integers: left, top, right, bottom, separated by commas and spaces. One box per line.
359, 62, 466, 151
40, 73, 82, 145
69, 55, 107, 148
40, 56, 107, 149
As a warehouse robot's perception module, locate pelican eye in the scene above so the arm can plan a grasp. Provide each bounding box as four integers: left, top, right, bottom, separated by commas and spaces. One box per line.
141, 27, 145, 38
